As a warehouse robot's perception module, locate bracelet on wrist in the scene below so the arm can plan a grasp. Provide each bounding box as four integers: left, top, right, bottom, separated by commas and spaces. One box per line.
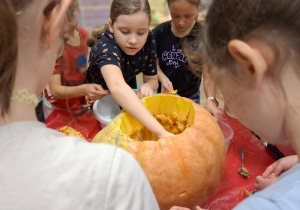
206, 97, 219, 107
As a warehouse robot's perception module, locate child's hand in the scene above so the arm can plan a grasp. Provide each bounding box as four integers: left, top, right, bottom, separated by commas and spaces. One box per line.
169, 206, 204, 210
255, 174, 278, 191
160, 78, 173, 94
156, 130, 174, 139
82, 96, 95, 108
206, 100, 222, 122
138, 84, 155, 98
262, 155, 298, 178
254, 155, 298, 190
83, 84, 109, 101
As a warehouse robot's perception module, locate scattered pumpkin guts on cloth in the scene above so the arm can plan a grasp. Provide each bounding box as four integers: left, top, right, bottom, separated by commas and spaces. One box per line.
92, 94, 226, 209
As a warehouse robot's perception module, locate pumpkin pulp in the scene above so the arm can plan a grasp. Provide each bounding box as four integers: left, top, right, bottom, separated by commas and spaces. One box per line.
125, 95, 195, 141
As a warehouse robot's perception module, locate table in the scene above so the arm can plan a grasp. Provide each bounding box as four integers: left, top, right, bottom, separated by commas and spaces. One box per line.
45, 109, 295, 209
45, 110, 101, 141
202, 114, 295, 209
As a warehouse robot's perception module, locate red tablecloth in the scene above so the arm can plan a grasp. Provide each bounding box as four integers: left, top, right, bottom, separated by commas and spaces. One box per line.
45, 109, 295, 209
202, 114, 295, 209
45, 110, 100, 141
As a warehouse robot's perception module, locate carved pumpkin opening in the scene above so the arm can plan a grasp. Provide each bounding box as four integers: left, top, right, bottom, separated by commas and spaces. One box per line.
120, 95, 195, 141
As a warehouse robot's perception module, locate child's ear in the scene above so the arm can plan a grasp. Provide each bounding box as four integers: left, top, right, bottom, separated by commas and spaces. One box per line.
228, 40, 268, 88
108, 18, 113, 33
42, 0, 72, 45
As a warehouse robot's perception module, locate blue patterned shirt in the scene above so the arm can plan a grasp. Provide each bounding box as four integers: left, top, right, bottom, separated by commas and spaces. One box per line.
87, 29, 157, 89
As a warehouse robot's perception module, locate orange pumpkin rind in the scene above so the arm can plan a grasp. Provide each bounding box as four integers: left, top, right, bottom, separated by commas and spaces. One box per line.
92, 94, 226, 209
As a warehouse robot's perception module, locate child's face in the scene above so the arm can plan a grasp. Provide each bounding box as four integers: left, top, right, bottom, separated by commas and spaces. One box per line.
169, 0, 198, 34
68, 10, 79, 34
109, 12, 150, 56
214, 60, 287, 144
64, 10, 79, 42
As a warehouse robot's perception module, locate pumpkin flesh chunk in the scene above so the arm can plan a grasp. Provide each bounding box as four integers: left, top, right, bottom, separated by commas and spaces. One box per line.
125, 95, 195, 141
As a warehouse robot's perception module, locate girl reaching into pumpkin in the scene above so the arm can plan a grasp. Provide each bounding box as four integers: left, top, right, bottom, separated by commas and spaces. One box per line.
0, 0, 161, 209
86, 0, 173, 139
184, 0, 300, 208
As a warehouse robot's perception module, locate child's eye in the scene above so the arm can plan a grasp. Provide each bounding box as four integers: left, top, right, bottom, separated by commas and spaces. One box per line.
138, 32, 145, 36
185, 15, 193, 19
121, 31, 129, 35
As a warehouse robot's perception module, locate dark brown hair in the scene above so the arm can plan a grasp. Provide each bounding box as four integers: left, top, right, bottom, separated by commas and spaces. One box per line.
86, 0, 151, 47
0, 0, 33, 116
186, 0, 300, 80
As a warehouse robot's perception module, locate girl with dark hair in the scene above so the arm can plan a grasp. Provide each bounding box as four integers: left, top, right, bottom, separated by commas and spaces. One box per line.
186, 0, 300, 208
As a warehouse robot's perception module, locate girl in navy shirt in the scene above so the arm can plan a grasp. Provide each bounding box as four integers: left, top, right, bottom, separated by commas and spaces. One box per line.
87, 0, 173, 139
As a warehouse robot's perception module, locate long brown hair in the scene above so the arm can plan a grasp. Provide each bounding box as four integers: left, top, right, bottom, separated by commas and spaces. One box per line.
67, 0, 79, 21
0, 0, 34, 116
186, 0, 300, 80
86, 0, 151, 47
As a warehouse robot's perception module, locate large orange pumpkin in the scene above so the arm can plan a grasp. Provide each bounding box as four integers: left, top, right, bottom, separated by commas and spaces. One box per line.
92, 94, 226, 209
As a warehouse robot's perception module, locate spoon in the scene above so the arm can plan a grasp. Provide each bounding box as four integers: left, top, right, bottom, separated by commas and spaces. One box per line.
244, 190, 257, 196
238, 148, 250, 179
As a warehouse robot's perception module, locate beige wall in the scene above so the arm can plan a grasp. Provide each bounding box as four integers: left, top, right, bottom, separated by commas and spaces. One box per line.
149, 0, 169, 14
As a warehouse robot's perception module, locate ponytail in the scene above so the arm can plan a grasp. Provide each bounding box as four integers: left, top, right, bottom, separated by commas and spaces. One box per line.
86, 24, 109, 47
0, 0, 18, 116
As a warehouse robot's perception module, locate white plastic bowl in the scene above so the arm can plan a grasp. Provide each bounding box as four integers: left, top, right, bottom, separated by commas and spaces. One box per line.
93, 95, 121, 129
93, 89, 138, 129
218, 121, 234, 150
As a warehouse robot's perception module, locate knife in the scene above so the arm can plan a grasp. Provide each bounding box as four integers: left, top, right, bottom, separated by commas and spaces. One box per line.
250, 131, 286, 160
